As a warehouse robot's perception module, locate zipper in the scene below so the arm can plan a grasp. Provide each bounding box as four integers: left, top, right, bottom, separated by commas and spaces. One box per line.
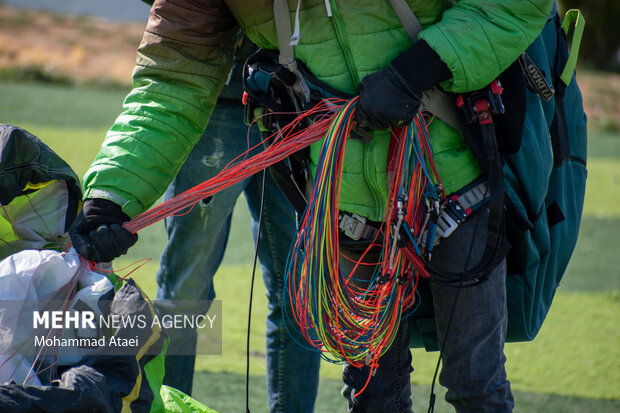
327, 1, 360, 87
328, 0, 385, 218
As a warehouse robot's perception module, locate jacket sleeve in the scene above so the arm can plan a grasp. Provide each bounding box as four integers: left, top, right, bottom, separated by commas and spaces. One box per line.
419, 0, 555, 93
83, 0, 239, 218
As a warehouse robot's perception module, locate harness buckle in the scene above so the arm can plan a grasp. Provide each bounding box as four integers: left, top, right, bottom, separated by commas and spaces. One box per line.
456, 80, 505, 125
435, 212, 459, 239
339, 213, 375, 241
435, 196, 470, 239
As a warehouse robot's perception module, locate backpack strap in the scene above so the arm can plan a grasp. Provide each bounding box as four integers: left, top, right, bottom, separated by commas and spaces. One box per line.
559, 9, 585, 86
388, 0, 463, 132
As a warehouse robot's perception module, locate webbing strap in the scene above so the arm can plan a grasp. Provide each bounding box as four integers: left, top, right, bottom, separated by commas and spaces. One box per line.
560, 9, 585, 86
428, 121, 506, 282
456, 181, 488, 211
339, 213, 379, 241
273, 0, 295, 65
388, 0, 423, 41
272, 0, 310, 101
388, 0, 462, 132
419, 89, 463, 132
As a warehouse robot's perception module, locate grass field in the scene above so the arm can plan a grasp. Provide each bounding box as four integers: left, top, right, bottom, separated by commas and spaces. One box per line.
1, 80, 619, 412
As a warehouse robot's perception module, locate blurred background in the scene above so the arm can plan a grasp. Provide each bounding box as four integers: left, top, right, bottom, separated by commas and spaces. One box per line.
0, 1, 618, 412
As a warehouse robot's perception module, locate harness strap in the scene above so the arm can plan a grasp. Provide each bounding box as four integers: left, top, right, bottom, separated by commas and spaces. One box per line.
426, 104, 507, 282
419, 89, 463, 132
388, 0, 463, 132
273, 0, 295, 64
388, 0, 423, 40
455, 181, 488, 211
273, 0, 310, 102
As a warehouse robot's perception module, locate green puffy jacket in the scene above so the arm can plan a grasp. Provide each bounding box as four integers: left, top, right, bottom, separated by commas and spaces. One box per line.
83, 0, 554, 222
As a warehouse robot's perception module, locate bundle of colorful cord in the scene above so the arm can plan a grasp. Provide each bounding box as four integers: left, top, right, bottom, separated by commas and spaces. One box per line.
123, 99, 347, 233
384, 116, 444, 281
122, 96, 442, 392
284, 101, 443, 387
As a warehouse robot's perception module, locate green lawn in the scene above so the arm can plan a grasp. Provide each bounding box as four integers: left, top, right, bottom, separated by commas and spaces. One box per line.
1, 80, 619, 412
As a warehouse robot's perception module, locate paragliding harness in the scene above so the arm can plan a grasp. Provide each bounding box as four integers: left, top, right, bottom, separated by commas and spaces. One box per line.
243, 0, 587, 346
242, 0, 333, 215
240, 0, 509, 281
242, 47, 353, 216
241, 0, 463, 233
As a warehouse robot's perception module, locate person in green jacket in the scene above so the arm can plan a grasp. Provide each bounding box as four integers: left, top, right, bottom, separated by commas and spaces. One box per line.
69, 1, 555, 411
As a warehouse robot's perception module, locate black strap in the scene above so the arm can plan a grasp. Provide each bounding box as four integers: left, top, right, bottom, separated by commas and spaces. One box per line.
243, 48, 355, 217
267, 153, 308, 215
425, 111, 508, 283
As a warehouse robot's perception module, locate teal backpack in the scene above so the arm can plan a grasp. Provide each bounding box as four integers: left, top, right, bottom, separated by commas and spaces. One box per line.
503, 8, 587, 342
409, 6, 587, 349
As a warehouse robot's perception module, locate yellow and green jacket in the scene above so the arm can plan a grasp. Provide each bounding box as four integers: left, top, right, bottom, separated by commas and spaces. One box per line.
83, 0, 554, 222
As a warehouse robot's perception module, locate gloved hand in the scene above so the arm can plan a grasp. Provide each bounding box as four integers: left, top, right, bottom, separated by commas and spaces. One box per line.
356, 66, 423, 131
356, 40, 452, 131
69, 198, 138, 263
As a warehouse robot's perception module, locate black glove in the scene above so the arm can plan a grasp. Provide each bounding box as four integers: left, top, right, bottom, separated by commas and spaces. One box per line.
69, 198, 138, 263
356, 40, 452, 131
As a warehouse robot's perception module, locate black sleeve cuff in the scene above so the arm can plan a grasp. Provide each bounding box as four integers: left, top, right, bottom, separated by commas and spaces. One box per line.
389, 40, 452, 93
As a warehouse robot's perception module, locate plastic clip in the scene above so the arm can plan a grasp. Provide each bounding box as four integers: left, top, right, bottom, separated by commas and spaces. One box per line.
456, 80, 504, 125
435, 196, 468, 239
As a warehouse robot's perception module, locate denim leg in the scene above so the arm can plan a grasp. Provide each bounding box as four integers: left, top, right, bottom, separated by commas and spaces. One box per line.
341, 320, 414, 413
429, 209, 514, 413
244, 170, 321, 413
154, 102, 256, 395
339, 246, 414, 413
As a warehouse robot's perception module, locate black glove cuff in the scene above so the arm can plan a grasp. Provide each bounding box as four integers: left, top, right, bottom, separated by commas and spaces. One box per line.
389, 40, 452, 93
70, 199, 137, 262
83, 198, 130, 224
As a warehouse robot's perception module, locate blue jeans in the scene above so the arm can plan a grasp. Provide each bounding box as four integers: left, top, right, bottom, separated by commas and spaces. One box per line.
154, 100, 320, 412
342, 209, 514, 412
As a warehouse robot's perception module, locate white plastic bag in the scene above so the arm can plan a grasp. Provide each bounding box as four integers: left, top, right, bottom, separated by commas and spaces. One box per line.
0, 249, 113, 384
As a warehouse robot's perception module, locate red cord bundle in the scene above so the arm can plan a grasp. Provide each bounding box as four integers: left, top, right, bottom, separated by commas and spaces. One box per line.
123, 99, 347, 234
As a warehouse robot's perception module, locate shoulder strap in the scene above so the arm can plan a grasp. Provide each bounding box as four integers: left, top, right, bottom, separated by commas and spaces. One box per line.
388, 0, 423, 39
272, 0, 310, 102
388, 0, 462, 132
273, 0, 295, 65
